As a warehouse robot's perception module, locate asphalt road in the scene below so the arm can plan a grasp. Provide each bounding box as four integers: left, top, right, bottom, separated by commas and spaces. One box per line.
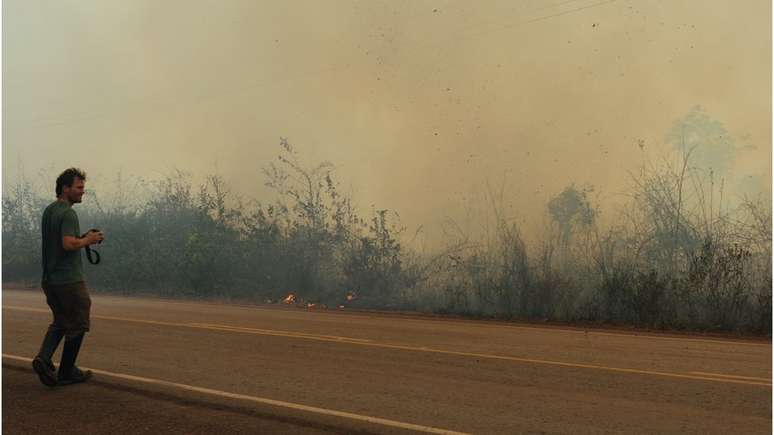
3, 289, 771, 434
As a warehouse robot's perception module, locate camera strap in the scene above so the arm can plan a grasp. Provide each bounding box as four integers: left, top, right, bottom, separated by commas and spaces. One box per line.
85, 246, 100, 265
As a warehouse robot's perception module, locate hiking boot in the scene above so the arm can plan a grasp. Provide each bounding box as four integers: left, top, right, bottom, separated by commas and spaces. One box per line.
57, 366, 93, 386
32, 356, 57, 387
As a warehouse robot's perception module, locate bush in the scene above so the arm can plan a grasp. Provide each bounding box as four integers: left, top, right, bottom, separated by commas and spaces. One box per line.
3, 137, 770, 335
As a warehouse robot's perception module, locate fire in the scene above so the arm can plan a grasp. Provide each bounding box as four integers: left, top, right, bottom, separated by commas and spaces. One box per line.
282, 293, 296, 304
346, 291, 356, 301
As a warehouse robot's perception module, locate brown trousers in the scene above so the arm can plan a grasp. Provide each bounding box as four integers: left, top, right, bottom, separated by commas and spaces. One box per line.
41, 281, 91, 338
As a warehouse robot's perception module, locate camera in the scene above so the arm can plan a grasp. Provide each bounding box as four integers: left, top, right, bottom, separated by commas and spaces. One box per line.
88, 228, 103, 244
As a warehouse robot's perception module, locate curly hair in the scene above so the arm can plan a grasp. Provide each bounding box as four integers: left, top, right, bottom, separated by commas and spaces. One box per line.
55, 168, 87, 197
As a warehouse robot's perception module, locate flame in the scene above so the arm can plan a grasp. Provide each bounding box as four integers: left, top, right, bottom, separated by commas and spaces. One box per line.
346, 291, 356, 301
282, 293, 296, 304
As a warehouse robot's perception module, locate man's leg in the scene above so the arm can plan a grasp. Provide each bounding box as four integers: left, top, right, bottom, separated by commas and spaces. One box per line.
32, 286, 64, 387
36, 325, 64, 367
57, 331, 91, 384
57, 282, 92, 385
32, 326, 62, 387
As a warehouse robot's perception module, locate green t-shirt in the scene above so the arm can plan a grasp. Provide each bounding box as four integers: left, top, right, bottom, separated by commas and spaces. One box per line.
41, 201, 83, 285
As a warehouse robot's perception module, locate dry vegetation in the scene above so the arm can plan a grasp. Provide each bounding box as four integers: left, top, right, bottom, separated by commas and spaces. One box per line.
4, 135, 770, 334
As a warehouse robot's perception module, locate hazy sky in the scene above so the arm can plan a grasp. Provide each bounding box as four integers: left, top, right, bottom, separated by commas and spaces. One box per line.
3, 0, 771, 248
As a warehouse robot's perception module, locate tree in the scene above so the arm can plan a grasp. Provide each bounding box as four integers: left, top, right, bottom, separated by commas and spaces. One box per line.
666, 106, 738, 177
547, 184, 596, 250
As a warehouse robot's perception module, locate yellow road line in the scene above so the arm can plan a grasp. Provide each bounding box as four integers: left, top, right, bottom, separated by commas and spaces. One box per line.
5, 305, 770, 387
188, 323, 373, 343
2, 354, 468, 435
3, 306, 369, 343
689, 371, 772, 382
6, 293, 771, 347
5, 306, 64, 314
577, 330, 771, 347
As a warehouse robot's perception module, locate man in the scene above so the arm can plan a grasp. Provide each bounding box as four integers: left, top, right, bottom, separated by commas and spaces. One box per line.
33, 168, 104, 387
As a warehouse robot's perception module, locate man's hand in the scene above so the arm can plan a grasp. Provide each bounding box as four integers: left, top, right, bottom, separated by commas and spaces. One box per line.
62, 230, 104, 251
84, 229, 105, 245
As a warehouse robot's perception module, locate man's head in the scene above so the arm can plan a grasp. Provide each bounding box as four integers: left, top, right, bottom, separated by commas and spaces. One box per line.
55, 168, 87, 205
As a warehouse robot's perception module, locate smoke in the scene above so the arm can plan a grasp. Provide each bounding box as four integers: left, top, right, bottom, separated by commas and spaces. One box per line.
3, 0, 770, 250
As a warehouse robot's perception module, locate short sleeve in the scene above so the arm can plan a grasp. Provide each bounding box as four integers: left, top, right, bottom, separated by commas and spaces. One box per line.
60, 209, 80, 238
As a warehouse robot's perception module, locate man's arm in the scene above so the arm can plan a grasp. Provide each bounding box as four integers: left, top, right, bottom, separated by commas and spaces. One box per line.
60, 209, 103, 251
63, 230, 104, 251
62, 235, 91, 251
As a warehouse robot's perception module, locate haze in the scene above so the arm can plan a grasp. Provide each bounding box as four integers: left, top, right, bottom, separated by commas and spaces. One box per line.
3, 0, 771, 248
